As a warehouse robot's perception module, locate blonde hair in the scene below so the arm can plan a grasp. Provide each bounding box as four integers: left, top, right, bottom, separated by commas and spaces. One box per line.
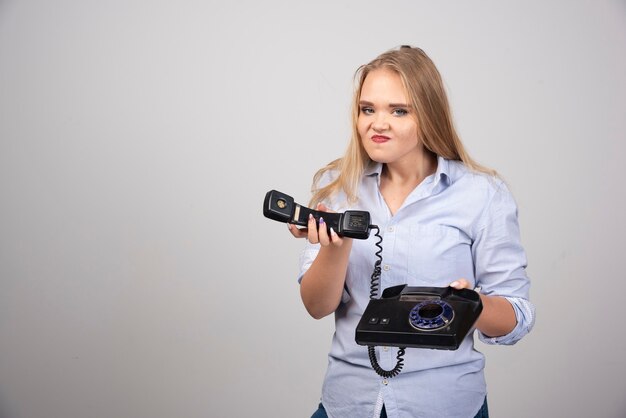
310, 45, 495, 206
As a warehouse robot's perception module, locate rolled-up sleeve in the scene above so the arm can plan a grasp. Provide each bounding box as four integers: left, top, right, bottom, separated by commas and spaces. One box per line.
478, 296, 535, 345
472, 181, 536, 345
297, 242, 319, 284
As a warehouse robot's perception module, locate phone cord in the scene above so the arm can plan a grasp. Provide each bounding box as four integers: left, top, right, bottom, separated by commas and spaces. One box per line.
367, 225, 406, 379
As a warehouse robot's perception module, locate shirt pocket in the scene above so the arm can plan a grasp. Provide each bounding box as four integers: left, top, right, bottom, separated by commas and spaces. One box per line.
407, 224, 472, 285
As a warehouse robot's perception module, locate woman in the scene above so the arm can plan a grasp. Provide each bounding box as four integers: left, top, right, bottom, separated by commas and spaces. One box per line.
288, 46, 534, 418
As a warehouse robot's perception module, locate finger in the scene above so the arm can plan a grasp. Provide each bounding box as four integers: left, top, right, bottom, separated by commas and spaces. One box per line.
316, 202, 335, 213
449, 278, 471, 289
307, 213, 319, 244
318, 217, 330, 246
314, 203, 344, 246
329, 227, 344, 247
287, 223, 308, 238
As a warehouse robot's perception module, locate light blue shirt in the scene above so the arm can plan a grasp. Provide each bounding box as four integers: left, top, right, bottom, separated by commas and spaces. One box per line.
298, 156, 535, 418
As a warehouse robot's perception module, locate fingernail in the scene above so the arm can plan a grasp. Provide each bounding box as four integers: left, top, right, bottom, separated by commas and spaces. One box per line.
319, 217, 324, 224
309, 214, 314, 221
330, 227, 337, 236
450, 281, 459, 288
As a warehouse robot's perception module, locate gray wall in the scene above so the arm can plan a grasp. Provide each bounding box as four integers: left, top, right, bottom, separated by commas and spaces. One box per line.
1, 1, 625, 417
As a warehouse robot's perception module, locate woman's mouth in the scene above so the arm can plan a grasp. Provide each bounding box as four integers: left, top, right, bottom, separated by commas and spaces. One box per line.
371, 135, 390, 144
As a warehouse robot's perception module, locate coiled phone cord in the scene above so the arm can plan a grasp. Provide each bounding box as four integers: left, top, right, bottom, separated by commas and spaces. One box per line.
367, 225, 406, 378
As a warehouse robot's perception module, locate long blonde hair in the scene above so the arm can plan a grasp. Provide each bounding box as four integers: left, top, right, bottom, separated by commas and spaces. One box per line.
310, 45, 495, 206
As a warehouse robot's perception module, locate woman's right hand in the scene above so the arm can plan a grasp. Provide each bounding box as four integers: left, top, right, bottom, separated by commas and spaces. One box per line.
287, 203, 346, 247
293, 203, 352, 319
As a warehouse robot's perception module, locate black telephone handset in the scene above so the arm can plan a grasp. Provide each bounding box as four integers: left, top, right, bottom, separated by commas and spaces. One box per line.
263, 190, 371, 239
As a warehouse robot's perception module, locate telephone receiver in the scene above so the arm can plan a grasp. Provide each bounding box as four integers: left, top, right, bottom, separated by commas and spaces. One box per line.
263, 190, 372, 239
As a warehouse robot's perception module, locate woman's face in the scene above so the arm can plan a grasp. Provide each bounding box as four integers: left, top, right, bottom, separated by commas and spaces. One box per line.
357, 68, 422, 165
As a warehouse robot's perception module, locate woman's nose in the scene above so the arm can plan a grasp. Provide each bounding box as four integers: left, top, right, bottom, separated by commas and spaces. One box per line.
372, 113, 389, 131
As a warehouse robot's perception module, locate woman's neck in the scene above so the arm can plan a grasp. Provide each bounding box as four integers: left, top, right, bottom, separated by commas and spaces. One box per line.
381, 150, 437, 187
379, 151, 438, 215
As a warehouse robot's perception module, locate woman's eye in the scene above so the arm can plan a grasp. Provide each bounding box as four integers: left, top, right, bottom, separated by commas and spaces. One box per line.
392, 108, 408, 116
360, 107, 374, 115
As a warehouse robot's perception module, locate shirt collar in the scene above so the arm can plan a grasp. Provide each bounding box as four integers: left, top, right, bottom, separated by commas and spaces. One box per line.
433, 155, 452, 188
364, 160, 383, 177
364, 155, 453, 188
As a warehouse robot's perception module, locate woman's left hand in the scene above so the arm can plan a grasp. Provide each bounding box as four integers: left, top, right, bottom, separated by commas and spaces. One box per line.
449, 278, 517, 338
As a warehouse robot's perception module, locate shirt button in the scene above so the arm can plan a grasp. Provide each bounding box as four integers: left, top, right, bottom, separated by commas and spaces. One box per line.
383, 265, 390, 271
383, 346, 389, 351
387, 226, 394, 232
382, 379, 389, 385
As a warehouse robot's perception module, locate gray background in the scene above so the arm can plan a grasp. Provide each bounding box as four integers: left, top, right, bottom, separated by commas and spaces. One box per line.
1, 1, 625, 417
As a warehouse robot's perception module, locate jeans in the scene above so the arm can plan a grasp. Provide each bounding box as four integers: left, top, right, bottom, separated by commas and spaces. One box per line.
311, 397, 488, 418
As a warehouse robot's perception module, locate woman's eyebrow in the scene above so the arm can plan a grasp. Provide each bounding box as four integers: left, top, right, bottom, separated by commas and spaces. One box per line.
358, 100, 411, 108
388, 103, 411, 108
